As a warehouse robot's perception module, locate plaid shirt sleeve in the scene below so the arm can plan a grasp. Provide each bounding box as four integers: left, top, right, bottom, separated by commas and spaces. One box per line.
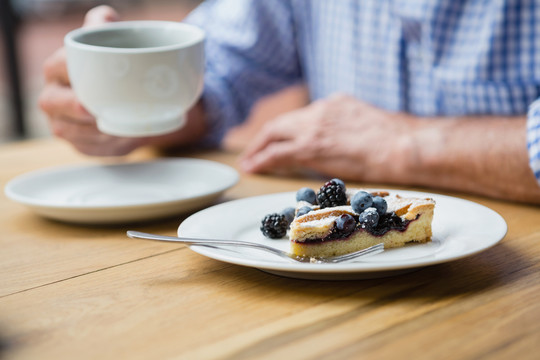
183, 0, 301, 146
528, 99, 540, 184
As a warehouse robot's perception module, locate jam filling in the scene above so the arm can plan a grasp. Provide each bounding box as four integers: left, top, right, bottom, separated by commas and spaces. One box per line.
295, 212, 417, 244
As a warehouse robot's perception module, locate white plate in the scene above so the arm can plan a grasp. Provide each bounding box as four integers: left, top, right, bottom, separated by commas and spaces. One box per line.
178, 190, 507, 280
5, 159, 238, 224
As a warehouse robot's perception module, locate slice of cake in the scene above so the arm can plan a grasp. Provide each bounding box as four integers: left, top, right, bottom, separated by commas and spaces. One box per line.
259, 179, 435, 259
290, 193, 434, 257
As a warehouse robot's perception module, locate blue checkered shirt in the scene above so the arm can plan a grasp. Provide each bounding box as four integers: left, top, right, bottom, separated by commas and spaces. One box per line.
185, 0, 540, 184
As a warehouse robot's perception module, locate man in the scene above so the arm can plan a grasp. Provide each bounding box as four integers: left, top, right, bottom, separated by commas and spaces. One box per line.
39, 1, 540, 203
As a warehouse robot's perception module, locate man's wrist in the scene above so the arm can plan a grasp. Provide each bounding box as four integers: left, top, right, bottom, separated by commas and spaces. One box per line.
398, 115, 452, 186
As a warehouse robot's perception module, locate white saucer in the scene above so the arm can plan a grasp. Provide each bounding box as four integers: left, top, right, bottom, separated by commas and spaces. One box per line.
5, 158, 238, 224
178, 190, 507, 280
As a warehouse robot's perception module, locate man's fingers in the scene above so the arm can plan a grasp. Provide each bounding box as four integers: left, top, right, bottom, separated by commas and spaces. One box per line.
241, 119, 296, 160
83, 5, 120, 28
39, 83, 94, 123
48, 114, 95, 138
43, 48, 70, 85
50, 118, 136, 156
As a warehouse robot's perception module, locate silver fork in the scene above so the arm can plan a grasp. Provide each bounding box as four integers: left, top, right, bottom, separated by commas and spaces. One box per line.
127, 231, 384, 264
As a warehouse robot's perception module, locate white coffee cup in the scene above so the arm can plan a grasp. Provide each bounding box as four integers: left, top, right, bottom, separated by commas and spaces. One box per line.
64, 21, 205, 137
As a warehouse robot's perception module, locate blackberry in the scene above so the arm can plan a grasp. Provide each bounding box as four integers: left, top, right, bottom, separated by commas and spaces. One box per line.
317, 180, 347, 208
260, 213, 289, 239
331, 178, 346, 191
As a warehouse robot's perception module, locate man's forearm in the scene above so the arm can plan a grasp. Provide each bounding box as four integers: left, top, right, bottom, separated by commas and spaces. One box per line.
407, 115, 540, 203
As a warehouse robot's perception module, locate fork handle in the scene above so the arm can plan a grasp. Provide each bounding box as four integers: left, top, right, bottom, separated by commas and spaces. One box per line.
127, 230, 265, 248
126, 230, 291, 260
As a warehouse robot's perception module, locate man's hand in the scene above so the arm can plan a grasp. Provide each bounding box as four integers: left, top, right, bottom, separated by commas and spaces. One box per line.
39, 6, 145, 156
240, 94, 416, 183
240, 94, 540, 203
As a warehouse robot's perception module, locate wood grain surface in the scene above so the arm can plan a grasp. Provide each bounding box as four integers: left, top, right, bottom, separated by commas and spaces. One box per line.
1, 138, 539, 360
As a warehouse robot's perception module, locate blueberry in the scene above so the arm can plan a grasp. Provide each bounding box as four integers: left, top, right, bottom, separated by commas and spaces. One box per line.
351, 191, 373, 214
281, 207, 296, 225
296, 206, 312, 217
296, 187, 317, 204
331, 178, 346, 191
358, 207, 379, 228
335, 214, 356, 235
372, 196, 387, 215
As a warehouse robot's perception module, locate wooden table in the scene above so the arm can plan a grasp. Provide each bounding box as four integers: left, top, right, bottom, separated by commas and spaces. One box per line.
1, 138, 540, 360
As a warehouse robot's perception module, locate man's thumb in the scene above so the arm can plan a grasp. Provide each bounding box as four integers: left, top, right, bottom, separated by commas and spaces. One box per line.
83, 5, 120, 28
